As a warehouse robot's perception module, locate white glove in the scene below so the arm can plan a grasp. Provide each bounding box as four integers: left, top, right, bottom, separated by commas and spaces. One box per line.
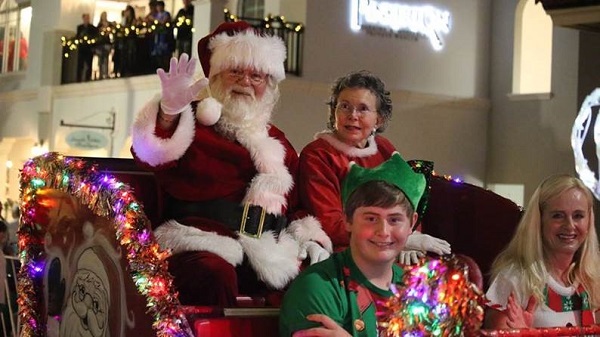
157, 53, 208, 115
398, 250, 425, 265
405, 231, 451, 255
299, 241, 330, 265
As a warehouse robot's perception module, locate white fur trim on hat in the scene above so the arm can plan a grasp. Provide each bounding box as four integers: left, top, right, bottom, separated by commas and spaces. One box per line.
209, 30, 286, 82
131, 94, 196, 166
287, 216, 333, 253
237, 230, 300, 289
154, 220, 244, 266
196, 97, 222, 126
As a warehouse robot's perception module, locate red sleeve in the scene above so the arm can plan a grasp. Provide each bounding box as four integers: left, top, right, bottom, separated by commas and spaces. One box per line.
298, 143, 349, 249
130, 119, 179, 172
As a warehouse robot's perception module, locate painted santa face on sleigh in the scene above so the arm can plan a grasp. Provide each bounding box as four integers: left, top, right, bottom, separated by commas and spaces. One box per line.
60, 248, 110, 337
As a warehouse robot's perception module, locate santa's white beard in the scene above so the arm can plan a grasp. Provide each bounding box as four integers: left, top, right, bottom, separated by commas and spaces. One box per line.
210, 77, 279, 139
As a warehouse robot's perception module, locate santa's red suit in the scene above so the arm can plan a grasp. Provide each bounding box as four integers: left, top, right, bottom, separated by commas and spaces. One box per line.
130, 21, 331, 306
131, 95, 332, 306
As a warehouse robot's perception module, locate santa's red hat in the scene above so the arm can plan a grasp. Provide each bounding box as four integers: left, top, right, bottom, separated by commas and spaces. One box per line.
197, 21, 287, 83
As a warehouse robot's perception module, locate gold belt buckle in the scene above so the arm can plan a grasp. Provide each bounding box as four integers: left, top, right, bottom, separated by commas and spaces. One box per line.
240, 203, 266, 238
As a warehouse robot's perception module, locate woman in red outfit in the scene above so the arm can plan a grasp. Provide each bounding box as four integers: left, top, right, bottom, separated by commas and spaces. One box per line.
298, 70, 451, 264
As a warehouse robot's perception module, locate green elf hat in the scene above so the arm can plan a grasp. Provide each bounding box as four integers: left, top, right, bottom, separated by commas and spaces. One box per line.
341, 152, 426, 210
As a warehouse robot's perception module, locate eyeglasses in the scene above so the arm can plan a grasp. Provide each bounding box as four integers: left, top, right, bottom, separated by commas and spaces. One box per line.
226, 69, 268, 85
335, 102, 375, 116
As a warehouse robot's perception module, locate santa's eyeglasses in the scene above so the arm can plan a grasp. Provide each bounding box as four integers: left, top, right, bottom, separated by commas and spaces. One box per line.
226, 69, 268, 85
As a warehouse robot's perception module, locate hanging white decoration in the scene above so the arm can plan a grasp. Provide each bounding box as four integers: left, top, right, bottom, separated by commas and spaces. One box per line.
571, 88, 600, 199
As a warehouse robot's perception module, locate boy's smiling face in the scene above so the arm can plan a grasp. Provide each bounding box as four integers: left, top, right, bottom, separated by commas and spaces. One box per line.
346, 204, 415, 268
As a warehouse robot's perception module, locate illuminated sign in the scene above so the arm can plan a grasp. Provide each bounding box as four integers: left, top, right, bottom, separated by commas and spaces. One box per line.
350, 0, 451, 51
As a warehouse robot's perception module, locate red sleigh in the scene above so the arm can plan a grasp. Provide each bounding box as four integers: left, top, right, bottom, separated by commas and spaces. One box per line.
17, 154, 278, 337
17, 153, 600, 336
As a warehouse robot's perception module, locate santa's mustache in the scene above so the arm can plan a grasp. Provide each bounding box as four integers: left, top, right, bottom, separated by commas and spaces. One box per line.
228, 85, 255, 99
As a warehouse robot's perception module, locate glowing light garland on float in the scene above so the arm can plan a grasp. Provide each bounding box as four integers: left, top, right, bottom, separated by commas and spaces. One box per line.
378, 255, 485, 337
17, 152, 193, 337
480, 324, 600, 336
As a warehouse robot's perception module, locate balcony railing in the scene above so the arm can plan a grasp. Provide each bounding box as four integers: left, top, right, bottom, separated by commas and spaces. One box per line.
60, 20, 176, 84
223, 9, 305, 76
60, 11, 305, 84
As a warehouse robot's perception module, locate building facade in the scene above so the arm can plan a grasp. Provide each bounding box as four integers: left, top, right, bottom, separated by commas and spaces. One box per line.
0, 0, 599, 211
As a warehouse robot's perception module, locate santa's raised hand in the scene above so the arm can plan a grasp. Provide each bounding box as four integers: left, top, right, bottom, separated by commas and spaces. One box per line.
158, 53, 208, 115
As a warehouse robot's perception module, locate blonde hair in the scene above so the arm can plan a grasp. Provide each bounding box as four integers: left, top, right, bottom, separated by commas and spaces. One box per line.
490, 174, 600, 308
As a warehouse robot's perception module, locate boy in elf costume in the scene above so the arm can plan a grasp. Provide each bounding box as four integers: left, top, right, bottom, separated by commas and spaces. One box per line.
279, 152, 425, 337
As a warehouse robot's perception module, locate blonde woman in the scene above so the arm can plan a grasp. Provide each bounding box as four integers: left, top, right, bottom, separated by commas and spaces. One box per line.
485, 174, 600, 328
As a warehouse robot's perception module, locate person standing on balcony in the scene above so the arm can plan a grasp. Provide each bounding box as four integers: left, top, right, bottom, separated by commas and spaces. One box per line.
174, 0, 194, 57
96, 11, 115, 80
144, 0, 159, 23
75, 13, 99, 82
131, 21, 332, 307
149, 1, 174, 71
114, 5, 138, 78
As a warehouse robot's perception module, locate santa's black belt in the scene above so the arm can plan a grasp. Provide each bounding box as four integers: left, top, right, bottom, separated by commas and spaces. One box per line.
164, 197, 286, 238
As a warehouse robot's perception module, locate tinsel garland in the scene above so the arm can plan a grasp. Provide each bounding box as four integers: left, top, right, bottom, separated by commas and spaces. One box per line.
479, 324, 600, 336
379, 255, 485, 337
17, 152, 193, 337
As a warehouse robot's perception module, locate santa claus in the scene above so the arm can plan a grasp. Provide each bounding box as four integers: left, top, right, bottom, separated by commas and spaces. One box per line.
131, 21, 332, 306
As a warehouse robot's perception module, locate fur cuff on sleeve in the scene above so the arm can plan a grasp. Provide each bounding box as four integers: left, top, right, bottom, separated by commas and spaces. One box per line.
131, 94, 196, 166
238, 230, 300, 289
154, 220, 244, 266
287, 216, 333, 253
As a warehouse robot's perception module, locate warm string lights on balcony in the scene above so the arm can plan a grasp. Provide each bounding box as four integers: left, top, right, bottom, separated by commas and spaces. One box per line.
174, 15, 194, 31
223, 8, 304, 33
18, 152, 193, 337
60, 19, 188, 57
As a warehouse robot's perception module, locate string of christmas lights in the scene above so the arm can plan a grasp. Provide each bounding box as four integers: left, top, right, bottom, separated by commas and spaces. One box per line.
61, 19, 187, 56
17, 152, 193, 337
479, 324, 600, 336
378, 255, 486, 337
223, 8, 305, 33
